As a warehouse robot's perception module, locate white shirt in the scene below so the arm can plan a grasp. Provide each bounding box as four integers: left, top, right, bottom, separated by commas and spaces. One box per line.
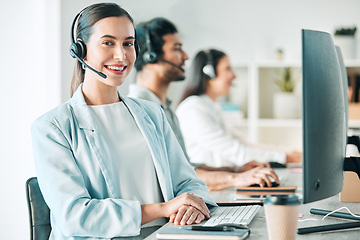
176, 95, 286, 167
89, 101, 166, 227
128, 84, 203, 168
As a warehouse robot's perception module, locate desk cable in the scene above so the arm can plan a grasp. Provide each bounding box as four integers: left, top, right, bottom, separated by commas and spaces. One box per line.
298, 207, 360, 222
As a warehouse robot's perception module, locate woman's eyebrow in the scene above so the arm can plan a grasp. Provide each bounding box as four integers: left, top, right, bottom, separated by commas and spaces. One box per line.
101, 35, 116, 39
100, 35, 135, 40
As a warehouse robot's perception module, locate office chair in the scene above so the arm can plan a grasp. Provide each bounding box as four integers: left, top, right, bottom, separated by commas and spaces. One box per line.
348, 135, 360, 153
26, 177, 51, 240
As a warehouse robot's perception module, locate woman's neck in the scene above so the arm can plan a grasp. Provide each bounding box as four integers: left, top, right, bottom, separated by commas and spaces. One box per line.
82, 80, 120, 105
205, 88, 218, 102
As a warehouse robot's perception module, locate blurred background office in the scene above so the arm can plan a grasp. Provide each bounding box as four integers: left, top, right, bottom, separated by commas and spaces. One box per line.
1, 0, 360, 239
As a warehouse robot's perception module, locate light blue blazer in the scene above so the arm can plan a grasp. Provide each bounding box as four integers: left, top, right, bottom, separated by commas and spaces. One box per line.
31, 86, 216, 239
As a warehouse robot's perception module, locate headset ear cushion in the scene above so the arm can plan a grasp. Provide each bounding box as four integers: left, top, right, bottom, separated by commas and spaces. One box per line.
70, 41, 87, 59
143, 51, 158, 64
203, 64, 216, 79
76, 41, 87, 59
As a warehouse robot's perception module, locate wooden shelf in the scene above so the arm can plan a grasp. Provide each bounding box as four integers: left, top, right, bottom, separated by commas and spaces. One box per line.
257, 119, 302, 128
226, 61, 360, 147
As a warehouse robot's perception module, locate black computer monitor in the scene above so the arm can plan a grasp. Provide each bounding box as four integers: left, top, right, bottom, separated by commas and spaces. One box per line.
299, 30, 360, 234
302, 29, 347, 204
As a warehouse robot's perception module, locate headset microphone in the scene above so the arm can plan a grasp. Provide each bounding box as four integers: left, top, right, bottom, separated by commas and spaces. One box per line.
69, 10, 107, 79
158, 58, 185, 72
70, 49, 107, 79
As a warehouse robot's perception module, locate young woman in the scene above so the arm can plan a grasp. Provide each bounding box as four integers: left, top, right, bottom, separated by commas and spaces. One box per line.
176, 49, 301, 168
31, 3, 215, 239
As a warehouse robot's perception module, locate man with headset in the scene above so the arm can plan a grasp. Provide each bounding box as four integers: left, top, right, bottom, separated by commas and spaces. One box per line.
128, 17, 279, 190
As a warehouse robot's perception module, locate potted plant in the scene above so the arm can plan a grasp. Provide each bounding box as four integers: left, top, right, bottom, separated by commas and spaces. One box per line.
276, 48, 284, 61
335, 27, 357, 36
273, 67, 300, 119
334, 26, 357, 59
276, 67, 294, 92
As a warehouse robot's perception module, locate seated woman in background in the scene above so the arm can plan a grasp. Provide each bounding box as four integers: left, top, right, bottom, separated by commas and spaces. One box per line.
176, 49, 301, 168
31, 3, 215, 239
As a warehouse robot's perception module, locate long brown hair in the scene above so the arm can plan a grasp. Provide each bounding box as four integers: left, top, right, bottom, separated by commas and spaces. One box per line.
70, 3, 134, 97
179, 49, 226, 103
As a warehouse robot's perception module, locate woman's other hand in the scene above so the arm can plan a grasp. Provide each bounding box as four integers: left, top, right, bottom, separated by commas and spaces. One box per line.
168, 205, 206, 225
162, 192, 210, 225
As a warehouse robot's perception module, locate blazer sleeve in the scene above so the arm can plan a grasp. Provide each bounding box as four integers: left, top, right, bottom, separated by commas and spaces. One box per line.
176, 98, 286, 167
31, 116, 142, 238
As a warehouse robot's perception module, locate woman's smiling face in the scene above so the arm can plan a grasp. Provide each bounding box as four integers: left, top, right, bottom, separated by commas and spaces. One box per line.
84, 16, 136, 87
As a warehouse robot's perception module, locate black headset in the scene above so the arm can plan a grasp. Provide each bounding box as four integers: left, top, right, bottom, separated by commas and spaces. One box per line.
142, 23, 158, 64
69, 9, 107, 78
140, 21, 184, 72
202, 50, 216, 79
70, 11, 87, 61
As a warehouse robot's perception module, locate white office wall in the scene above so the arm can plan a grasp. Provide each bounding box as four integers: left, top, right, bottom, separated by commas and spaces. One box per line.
0, 0, 61, 239
60, 0, 360, 104
1, 0, 360, 239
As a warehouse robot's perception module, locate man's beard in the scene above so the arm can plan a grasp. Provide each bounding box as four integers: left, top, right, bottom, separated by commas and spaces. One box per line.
164, 67, 185, 82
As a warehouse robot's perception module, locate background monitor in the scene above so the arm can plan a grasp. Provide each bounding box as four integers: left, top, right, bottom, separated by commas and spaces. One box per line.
302, 29, 347, 204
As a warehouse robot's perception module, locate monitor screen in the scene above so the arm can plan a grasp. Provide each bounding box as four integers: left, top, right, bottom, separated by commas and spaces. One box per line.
302, 29, 346, 204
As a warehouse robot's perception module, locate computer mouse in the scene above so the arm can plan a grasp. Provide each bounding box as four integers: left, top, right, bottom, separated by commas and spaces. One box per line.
215, 223, 249, 230
250, 181, 280, 188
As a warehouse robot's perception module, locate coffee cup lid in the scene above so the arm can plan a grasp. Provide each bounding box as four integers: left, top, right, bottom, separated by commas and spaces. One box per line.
264, 194, 300, 206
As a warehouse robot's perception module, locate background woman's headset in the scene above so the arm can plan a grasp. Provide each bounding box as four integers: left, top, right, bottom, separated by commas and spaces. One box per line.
202, 50, 216, 79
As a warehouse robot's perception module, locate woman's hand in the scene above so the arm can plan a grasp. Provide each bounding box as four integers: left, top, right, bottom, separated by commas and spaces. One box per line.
162, 192, 210, 220
233, 166, 279, 187
168, 205, 206, 225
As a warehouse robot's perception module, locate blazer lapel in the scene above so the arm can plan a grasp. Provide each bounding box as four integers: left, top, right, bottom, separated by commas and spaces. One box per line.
68, 86, 120, 198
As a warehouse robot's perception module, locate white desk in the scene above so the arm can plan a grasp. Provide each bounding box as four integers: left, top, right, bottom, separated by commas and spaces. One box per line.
145, 168, 360, 239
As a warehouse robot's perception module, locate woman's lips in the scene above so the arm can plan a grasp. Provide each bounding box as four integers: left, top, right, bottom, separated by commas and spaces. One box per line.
105, 65, 127, 75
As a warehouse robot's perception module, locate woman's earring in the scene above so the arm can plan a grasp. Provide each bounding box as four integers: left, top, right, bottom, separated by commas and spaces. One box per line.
82, 63, 86, 70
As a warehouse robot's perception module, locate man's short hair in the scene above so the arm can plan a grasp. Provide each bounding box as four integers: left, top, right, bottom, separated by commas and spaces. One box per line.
135, 17, 178, 72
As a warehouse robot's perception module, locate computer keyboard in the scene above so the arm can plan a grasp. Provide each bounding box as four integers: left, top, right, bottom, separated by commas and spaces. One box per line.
203, 205, 261, 226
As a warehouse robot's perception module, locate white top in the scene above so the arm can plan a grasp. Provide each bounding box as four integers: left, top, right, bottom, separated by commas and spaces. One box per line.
89, 101, 166, 227
176, 95, 286, 167
128, 84, 204, 168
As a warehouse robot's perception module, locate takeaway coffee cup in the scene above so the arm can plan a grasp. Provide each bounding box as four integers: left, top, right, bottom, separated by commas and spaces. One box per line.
264, 194, 300, 240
